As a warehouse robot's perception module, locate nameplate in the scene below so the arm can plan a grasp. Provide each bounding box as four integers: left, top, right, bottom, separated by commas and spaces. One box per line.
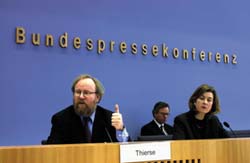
120, 141, 171, 163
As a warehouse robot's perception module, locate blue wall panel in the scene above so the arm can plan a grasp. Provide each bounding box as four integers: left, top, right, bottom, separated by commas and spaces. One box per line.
0, 0, 249, 145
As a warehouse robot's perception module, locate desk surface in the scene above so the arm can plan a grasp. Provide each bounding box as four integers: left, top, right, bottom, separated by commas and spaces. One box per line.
0, 138, 250, 163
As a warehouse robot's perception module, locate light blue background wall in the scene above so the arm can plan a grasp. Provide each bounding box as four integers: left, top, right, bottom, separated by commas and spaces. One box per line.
1, 0, 249, 146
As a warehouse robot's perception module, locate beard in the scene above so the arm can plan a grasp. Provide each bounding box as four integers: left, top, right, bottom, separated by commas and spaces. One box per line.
74, 101, 96, 116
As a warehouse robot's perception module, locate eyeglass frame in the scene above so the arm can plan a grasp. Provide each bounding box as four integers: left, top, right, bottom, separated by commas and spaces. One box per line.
74, 90, 97, 97
159, 112, 170, 116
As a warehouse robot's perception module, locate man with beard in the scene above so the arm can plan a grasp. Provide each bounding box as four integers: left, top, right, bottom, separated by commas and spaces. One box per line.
46, 74, 129, 144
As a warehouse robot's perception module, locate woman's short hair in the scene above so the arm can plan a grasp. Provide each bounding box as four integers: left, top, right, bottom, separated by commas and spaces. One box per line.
188, 84, 220, 114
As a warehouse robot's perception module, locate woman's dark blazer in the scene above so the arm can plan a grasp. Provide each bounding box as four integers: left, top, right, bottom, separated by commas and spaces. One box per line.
173, 111, 229, 140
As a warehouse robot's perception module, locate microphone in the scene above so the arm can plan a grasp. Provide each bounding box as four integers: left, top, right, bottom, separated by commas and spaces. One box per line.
104, 127, 113, 143
223, 121, 237, 138
102, 120, 113, 143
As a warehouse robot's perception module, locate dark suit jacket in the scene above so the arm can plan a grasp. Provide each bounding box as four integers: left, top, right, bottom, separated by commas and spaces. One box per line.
173, 111, 229, 140
47, 105, 117, 144
140, 120, 173, 136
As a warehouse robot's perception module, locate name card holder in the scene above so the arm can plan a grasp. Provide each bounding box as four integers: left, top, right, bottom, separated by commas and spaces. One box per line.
120, 141, 171, 163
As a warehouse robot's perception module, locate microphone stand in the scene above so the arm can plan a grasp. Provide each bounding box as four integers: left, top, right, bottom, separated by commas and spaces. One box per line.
223, 121, 237, 138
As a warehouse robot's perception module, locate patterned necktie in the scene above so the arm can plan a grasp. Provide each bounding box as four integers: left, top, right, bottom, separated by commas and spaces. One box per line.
82, 117, 91, 143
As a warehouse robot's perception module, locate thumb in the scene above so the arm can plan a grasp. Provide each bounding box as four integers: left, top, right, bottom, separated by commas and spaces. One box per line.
114, 104, 119, 113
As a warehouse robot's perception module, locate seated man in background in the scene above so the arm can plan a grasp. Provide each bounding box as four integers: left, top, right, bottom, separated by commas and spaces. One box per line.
46, 74, 129, 144
141, 101, 173, 136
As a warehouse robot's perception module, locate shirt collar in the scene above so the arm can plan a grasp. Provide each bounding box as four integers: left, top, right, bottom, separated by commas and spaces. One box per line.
153, 119, 163, 128
81, 110, 96, 123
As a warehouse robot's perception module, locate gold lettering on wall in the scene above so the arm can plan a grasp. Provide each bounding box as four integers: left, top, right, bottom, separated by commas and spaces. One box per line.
73, 37, 81, 49
162, 44, 169, 58
46, 34, 54, 47
16, 27, 26, 44
120, 42, 127, 54
59, 32, 68, 48
32, 33, 40, 46
152, 45, 158, 57
216, 52, 221, 63
97, 39, 105, 54
131, 43, 137, 54
141, 44, 147, 55
224, 54, 229, 64
182, 49, 188, 60
208, 52, 212, 62
14, 26, 238, 65
86, 38, 93, 51
110, 41, 115, 52
173, 48, 179, 59
199, 51, 206, 61
232, 54, 237, 64
192, 48, 196, 60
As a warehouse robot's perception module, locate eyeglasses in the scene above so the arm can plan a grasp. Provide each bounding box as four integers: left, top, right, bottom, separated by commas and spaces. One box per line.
159, 112, 170, 116
74, 90, 96, 97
